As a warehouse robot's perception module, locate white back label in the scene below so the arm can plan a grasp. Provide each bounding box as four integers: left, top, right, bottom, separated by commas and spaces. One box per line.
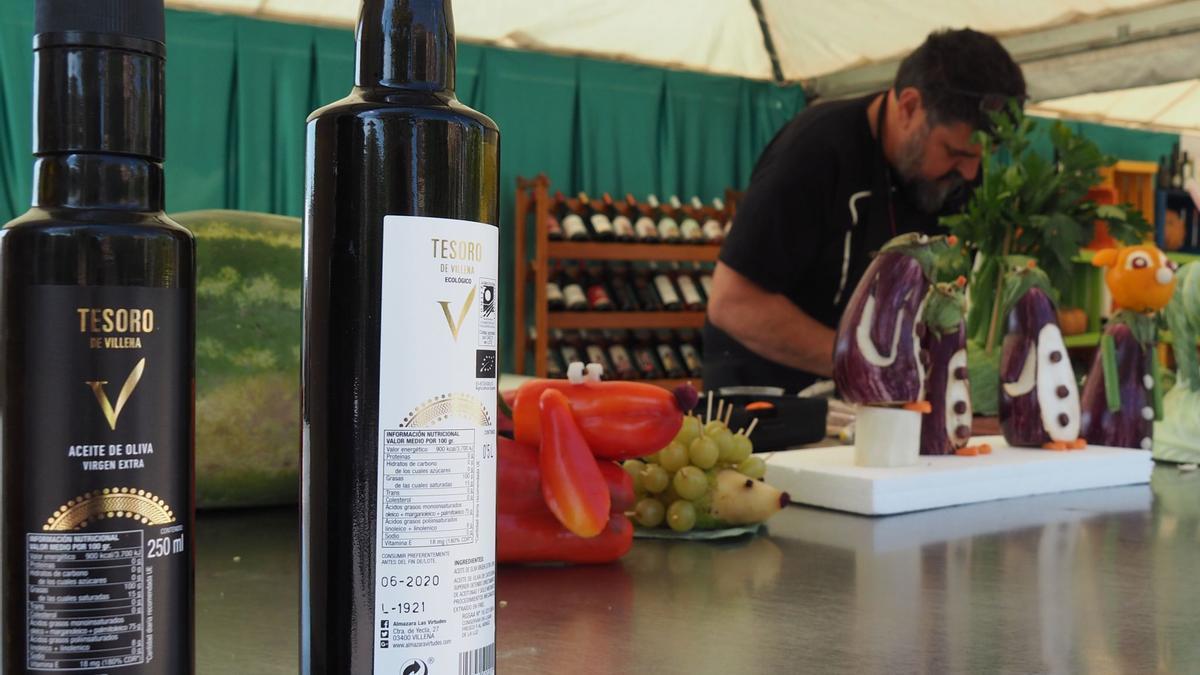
374, 215, 498, 674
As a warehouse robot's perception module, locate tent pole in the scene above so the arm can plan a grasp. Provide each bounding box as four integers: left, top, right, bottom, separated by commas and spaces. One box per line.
750, 0, 785, 83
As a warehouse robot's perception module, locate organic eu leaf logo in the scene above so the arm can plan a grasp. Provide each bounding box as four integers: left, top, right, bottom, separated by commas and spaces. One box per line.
476, 350, 497, 379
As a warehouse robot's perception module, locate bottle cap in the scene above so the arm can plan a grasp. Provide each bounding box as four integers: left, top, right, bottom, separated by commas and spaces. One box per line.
36, 0, 165, 45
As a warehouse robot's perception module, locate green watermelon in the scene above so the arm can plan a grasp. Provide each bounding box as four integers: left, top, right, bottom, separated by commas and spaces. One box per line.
172, 210, 301, 509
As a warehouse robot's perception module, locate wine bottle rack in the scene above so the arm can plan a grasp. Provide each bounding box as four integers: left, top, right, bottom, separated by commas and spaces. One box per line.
513, 175, 738, 389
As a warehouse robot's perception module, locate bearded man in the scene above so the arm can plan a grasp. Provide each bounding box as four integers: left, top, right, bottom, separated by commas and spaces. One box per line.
704, 28, 1026, 392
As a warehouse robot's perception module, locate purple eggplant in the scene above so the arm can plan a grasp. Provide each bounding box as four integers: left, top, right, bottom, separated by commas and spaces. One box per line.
999, 286, 1081, 447
834, 250, 929, 405
921, 323, 971, 455
1080, 320, 1155, 449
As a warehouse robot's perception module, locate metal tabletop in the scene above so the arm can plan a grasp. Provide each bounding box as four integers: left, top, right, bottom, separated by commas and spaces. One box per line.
197, 465, 1200, 674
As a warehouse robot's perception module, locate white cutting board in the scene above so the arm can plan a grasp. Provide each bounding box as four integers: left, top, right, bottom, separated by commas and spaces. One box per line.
765, 435, 1152, 516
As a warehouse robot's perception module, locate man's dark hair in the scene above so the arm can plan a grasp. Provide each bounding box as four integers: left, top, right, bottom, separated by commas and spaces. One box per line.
893, 28, 1026, 130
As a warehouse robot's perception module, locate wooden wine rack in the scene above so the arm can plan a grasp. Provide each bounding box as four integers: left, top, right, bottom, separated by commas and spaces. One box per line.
513, 175, 732, 390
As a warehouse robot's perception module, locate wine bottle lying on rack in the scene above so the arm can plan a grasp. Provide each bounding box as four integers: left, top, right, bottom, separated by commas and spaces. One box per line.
630, 194, 661, 243
584, 263, 615, 311
680, 197, 704, 242
649, 194, 682, 243
560, 191, 589, 241
606, 330, 640, 380
606, 193, 637, 242
650, 262, 683, 311
546, 192, 566, 241
579, 192, 615, 241
547, 262, 566, 311
562, 263, 589, 311
703, 198, 726, 243
608, 262, 642, 312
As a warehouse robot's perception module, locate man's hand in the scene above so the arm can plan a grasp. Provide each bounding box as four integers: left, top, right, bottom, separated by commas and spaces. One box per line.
707, 262, 836, 377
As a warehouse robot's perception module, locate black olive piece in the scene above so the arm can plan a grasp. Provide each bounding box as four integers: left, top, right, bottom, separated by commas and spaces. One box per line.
1056, 385, 1069, 399
954, 401, 968, 415
1049, 351, 1063, 363
1058, 413, 1070, 427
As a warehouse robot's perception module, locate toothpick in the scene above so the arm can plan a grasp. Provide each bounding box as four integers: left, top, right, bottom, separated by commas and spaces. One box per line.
736, 427, 745, 435
706, 391, 713, 423
716, 399, 725, 424
724, 405, 733, 426
744, 418, 760, 439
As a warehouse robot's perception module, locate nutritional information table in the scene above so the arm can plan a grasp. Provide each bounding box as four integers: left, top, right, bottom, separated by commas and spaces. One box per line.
381, 428, 477, 548
26, 530, 146, 671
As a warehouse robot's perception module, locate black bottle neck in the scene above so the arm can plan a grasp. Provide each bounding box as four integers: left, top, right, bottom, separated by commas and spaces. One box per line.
31, 33, 165, 212
355, 0, 457, 92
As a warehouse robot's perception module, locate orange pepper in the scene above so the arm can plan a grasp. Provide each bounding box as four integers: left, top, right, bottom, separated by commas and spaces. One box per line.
513, 380, 685, 460
538, 389, 610, 537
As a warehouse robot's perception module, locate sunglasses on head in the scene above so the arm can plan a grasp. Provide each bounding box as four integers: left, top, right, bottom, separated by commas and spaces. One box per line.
937, 85, 1027, 113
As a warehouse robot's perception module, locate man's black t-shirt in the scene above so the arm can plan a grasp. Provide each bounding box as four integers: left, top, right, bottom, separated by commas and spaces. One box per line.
703, 93, 958, 393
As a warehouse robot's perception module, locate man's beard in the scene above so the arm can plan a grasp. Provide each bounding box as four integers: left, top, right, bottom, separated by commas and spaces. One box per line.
895, 123, 966, 214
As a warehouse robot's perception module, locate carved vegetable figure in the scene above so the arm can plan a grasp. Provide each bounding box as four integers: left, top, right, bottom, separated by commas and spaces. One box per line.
999, 263, 1084, 450
498, 367, 690, 564
512, 377, 687, 460
1154, 262, 1200, 462
834, 233, 955, 406
1080, 245, 1178, 449
835, 233, 962, 466
919, 277, 988, 456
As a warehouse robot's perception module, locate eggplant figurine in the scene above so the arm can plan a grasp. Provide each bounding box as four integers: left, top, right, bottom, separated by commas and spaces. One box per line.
919, 277, 987, 456
999, 265, 1084, 450
1080, 245, 1178, 449
834, 233, 951, 405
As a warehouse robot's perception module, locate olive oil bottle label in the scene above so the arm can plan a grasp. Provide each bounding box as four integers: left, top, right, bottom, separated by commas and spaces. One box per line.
22, 286, 190, 673
374, 216, 497, 674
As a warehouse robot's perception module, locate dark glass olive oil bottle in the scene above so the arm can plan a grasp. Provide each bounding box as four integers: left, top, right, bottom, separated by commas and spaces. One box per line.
301, 0, 500, 673
0, 1, 194, 672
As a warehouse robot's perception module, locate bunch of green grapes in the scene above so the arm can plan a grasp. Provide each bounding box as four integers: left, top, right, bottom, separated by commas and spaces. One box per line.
621, 415, 766, 533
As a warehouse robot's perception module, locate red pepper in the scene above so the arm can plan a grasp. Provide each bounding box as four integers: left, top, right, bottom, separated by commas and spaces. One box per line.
539, 389, 610, 537
596, 461, 635, 513
513, 380, 686, 460
498, 389, 517, 435
497, 510, 633, 564
498, 437, 633, 514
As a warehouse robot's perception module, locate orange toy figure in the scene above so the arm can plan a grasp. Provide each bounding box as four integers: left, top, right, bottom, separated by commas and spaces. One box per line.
1080, 244, 1178, 449
1092, 244, 1179, 313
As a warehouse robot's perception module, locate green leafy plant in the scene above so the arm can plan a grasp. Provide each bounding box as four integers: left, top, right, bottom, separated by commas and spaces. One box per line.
941, 104, 1152, 413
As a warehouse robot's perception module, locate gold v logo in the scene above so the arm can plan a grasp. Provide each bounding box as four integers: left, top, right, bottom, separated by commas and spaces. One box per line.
437, 286, 477, 341
86, 358, 146, 431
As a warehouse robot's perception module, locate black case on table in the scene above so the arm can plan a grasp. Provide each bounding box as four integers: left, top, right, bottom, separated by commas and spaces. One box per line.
692, 393, 827, 452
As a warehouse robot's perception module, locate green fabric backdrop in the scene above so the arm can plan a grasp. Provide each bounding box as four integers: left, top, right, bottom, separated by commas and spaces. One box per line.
0, 2, 1182, 368
0, 3, 805, 366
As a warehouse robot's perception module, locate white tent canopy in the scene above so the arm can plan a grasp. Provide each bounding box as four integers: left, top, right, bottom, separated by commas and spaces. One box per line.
1033, 79, 1200, 132
168, 0, 1200, 128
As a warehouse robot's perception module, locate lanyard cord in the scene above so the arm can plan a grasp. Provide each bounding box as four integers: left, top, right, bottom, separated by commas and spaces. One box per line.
875, 95, 898, 237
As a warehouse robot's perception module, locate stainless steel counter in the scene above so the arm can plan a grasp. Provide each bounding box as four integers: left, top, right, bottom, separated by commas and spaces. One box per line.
197, 465, 1200, 674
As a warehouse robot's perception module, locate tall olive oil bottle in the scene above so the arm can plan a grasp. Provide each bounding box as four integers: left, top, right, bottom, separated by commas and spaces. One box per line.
301, 0, 500, 672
